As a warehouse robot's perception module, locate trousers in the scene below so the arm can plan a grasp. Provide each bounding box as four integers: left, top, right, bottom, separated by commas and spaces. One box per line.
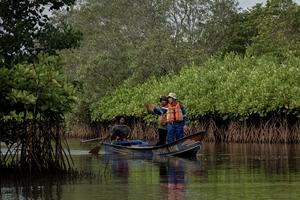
167, 123, 184, 143
156, 128, 167, 145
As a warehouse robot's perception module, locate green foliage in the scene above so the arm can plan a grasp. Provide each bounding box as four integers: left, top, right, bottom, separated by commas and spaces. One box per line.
221, 3, 263, 55
40, 0, 300, 123
57, 0, 240, 122
37, 23, 83, 55
0, 68, 11, 118
0, 1, 81, 171
223, 0, 300, 58
2, 56, 77, 121
201, 0, 240, 54
91, 54, 300, 121
247, 0, 300, 59
0, 0, 79, 66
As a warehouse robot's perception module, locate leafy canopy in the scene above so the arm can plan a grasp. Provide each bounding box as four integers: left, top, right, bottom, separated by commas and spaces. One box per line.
91, 54, 300, 121
0, 0, 81, 67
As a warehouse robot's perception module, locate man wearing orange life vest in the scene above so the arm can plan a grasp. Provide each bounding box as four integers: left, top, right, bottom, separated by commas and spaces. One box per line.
165, 92, 189, 143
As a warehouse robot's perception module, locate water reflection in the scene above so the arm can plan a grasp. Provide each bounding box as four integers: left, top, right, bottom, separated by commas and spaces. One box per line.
0, 174, 68, 200
2, 142, 300, 200
99, 155, 205, 200
202, 143, 300, 175
157, 157, 186, 200
111, 156, 129, 180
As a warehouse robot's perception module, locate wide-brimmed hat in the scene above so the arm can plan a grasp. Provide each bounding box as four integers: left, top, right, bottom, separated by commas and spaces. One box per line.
167, 92, 177, 99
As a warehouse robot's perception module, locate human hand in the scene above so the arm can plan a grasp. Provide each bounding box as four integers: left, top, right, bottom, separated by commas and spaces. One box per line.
144, 103, 156, 113
183, 125, 189, 134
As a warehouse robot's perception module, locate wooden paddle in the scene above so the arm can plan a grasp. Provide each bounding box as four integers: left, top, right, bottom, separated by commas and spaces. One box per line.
80, 137, 106, 143
89, 134, 110, 154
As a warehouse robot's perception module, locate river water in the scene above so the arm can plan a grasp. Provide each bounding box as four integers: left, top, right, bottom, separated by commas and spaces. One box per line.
1, 140, 300, 200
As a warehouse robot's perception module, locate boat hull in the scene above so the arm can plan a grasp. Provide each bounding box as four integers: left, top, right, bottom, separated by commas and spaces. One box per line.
102, 130, 206, 158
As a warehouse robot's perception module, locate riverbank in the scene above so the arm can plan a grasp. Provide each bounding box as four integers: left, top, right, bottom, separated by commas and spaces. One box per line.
67, 117, 300, 143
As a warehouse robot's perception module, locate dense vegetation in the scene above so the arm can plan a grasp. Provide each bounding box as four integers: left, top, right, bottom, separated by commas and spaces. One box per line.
2, 0, 300, 144
90, 54, 300, 121
58, 0, 239, 121
0, 1, 81, 171
58, 0, 300, 127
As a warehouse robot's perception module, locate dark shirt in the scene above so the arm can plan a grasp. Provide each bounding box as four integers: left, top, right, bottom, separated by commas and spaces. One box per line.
111, 124, 131, 140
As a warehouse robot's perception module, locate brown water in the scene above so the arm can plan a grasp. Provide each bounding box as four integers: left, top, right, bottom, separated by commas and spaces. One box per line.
1, 140, 300, 200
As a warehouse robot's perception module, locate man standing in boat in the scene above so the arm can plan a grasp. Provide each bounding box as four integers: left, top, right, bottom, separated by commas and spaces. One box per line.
165, 92, 189, 144
154, 96, 168, 145
144, 96, 168, 145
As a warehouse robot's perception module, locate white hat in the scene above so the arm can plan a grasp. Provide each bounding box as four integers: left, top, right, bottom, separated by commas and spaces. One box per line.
167, 92, 177, 99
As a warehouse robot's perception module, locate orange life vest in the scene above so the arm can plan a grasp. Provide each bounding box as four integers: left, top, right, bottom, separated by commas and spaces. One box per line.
166, 103, 183, 123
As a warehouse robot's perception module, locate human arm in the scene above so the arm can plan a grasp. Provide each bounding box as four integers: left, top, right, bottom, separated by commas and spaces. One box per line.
180, 105, 190, 133
144, 103, 156, 114
153, 106, 167, 115
180, 106, 190, 125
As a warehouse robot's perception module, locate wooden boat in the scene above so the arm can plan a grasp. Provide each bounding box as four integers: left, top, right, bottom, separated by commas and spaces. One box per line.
102, 130, 206, 158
